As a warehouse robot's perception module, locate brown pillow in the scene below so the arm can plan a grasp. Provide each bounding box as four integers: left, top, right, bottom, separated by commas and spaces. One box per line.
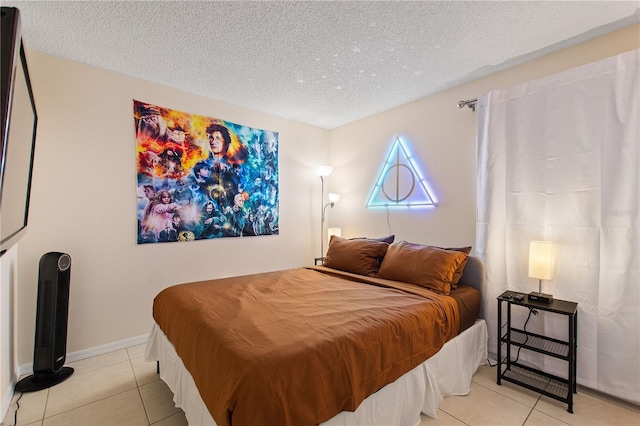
376, 241, 468, 295
440, 246, 472, 287
324, 236, 390, 277
401, 242, 471, 287
350, 235, 395, 263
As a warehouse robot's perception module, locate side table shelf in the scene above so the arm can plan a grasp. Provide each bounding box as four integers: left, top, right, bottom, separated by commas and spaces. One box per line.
504, 329, 569, 358
501, 363, 570, 402
497, 291, 578, 413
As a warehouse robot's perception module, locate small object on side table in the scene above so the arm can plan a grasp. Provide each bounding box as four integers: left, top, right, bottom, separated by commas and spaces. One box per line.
528, 291, 553, 303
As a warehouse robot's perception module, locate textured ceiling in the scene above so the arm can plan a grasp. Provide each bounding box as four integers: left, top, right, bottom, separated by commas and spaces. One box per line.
3, 1, 639, 129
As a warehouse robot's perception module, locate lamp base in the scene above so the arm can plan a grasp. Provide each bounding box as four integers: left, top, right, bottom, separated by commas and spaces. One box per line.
528, 292, 553, 304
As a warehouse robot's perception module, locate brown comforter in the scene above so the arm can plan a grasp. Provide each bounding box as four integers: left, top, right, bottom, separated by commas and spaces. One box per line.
153, 267, 461, 426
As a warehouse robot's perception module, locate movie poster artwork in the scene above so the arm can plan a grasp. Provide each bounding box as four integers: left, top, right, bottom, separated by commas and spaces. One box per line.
134, 100, 279, 244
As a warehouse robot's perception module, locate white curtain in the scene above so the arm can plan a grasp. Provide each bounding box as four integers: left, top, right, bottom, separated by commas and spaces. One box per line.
476, 49, 639, 403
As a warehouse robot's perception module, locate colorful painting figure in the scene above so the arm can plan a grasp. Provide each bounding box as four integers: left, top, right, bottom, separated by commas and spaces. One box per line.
134, 100, 279, 244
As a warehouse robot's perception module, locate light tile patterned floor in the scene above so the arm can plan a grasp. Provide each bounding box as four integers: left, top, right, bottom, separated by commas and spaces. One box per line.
2, 345, 186, 426
421, 364, 639, 426
2, 345, 638, 426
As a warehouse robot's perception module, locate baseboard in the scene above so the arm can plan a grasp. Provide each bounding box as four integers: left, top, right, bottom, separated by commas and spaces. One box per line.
17, 333, 149, 377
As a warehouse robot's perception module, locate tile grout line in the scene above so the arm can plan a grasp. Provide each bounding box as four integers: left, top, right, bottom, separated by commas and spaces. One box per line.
472, 379, 540, 411
129, 349, 156, 425
39, 357, 140, 424
521, 394, 541, 426
41, 389, 49, 425
530, 394, 579, 426
436, 407, 471, 425
126, 351, 184, 426
124, 355, 154, 425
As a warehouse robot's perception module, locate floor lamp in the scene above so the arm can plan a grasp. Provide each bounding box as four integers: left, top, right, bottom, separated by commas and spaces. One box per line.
314, 165, 334, 258
320, 192, 340, 256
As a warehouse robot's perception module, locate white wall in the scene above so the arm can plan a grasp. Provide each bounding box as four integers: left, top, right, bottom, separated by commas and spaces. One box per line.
326, 88, 478, 247
326, 24, 640, 249
13, 52, 329, 367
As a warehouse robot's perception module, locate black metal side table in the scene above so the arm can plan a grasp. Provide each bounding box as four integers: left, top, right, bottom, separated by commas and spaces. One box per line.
497, 291, 578, 413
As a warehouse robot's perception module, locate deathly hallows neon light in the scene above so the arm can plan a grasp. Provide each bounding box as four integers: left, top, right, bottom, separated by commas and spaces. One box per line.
367, 137, 437, 208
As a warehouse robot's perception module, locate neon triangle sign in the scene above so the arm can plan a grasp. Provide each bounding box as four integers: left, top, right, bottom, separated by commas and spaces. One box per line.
367, 137, 437, 208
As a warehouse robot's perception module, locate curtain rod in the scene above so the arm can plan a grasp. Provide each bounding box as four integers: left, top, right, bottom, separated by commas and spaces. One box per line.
457, 98, 477, 111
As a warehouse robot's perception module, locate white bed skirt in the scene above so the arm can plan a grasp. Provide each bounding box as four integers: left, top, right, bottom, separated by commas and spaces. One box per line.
145, 319, 488, 426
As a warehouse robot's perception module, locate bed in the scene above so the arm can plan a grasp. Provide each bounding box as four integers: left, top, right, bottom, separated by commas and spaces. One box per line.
145, 237, 488, 426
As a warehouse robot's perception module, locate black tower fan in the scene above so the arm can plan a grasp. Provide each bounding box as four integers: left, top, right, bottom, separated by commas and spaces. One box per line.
15, 252, 74, 392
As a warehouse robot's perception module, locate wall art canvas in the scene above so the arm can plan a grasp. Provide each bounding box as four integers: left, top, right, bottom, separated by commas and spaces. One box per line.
134, 100, 279, 244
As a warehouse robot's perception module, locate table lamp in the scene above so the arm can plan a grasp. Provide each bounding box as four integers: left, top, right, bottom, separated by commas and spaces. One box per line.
528, 241, 556, 303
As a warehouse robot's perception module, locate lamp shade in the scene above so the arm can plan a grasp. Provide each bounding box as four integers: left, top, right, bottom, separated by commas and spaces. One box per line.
315, 165, 333, 177
528, 241, 556, 280
328, 193, 340, 203
328, 227, 342, 244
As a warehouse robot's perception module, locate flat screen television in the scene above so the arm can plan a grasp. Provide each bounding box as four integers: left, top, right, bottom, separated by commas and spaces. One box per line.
0, 7, 38, 256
